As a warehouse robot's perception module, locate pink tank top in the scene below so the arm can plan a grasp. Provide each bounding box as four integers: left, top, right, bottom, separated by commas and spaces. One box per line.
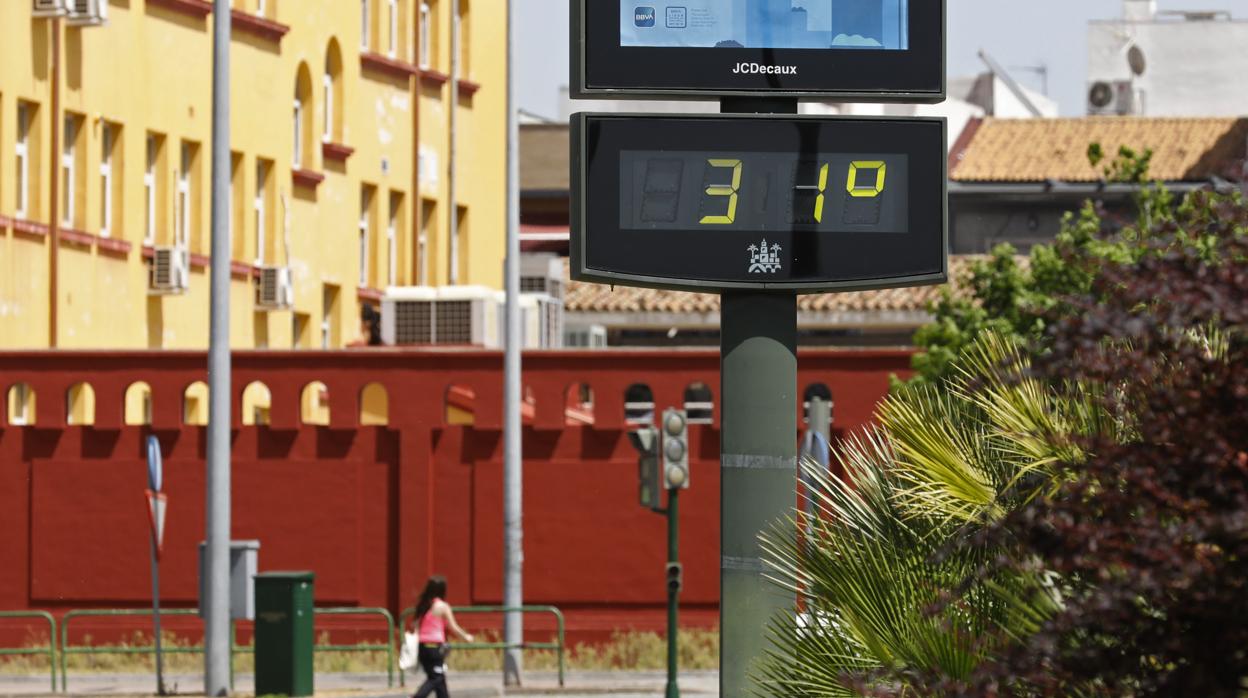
418, 601, 447, 643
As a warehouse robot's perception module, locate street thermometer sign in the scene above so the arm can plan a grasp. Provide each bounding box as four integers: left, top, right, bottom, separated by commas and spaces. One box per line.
571, 113, 947, 291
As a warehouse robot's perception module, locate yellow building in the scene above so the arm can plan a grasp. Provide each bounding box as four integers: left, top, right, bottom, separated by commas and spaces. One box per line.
0, 0, 507, 350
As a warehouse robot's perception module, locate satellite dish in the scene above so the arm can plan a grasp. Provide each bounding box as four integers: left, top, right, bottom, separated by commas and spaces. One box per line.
1089, 81, 1115, 109
1127, 45, 1147, 76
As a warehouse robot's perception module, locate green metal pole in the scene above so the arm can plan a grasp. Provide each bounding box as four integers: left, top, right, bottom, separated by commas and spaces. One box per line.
720, 292, 797, 696
666, 487, 680, 698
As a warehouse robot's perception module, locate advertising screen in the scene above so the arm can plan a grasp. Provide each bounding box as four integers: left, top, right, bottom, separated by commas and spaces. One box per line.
620, 1, 910, 51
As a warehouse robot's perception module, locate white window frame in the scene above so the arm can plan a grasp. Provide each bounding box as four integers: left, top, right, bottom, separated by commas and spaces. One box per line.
99, 124, 113, 238
387, 202, 398, 285
292, 97, 303, 169
9, 384, 31, 426
144, 135, 156, 244
388, 0, 398, 58
417, 231, 427, 285
176, 143, 191, 247
358, 192, 370, 287
360, 0, 370, 50
15, 104, 29, 220
418, 2, 431, 69
61, 115, 76, 226
255, 0, 266, 16
322, 71, 334, 142
254, 161, 268, 265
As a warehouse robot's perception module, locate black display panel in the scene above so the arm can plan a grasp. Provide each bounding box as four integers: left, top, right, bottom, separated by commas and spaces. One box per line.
572, 0, 944, 100
571, 114, 947, 293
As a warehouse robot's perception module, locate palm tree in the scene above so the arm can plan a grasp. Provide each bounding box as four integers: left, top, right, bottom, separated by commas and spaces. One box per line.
756, 333, 1109, 696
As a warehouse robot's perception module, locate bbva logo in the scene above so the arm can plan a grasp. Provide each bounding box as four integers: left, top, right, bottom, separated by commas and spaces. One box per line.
634, 6, 656, 27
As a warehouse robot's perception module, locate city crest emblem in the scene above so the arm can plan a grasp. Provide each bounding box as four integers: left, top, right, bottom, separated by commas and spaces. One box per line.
747, 239, 782, 274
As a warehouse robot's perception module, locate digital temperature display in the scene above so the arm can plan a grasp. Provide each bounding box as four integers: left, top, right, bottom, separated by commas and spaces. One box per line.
619, 151, 908, 233
572, 113, 947, 292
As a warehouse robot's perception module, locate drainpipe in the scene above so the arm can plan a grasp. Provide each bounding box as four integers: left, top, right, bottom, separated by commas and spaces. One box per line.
412, 9, 423, 287
447, 0, 459, 284
48, 15, 61, 348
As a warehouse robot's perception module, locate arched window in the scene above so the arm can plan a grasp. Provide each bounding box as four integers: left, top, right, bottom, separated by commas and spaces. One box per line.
323, 40, 344, 143
802, 383, 833, 426
683, 382, 714, 424
624, 383, 655, 425
301, 381, 330, 425
7, 383, 36, 426
66, 382, 96, 426
360, 383, 389, 425
293, 63, 314, 170
124, 382, 153, 426
241, 381, 273, 426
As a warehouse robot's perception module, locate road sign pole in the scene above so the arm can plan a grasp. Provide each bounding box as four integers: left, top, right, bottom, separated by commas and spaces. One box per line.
151, 537, 166, 695
720, 291, 797, 696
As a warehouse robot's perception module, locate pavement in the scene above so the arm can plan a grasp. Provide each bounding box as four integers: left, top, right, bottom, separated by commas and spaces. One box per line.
0, 671, 720, 697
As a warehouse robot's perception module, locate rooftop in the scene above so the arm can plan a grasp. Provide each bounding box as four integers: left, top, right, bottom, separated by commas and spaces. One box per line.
951, 116, 1248, 183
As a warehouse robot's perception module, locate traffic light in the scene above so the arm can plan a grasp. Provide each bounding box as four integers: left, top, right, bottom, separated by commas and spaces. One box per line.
665, 562, 683, 594
661, 408, 689, 490
628, 426, 663, 511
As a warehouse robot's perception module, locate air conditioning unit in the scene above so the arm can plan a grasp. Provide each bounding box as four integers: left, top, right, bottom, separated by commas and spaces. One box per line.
149, 246, 190, 295
32, 0, 69, 18
519, 293, 564, 349
65, 0, 107, 25
520, 254, 565, 300
255, 266, 294, 310
381, 286, 501, 347
565, 324, 608, 349
1087, 80, 1137, 115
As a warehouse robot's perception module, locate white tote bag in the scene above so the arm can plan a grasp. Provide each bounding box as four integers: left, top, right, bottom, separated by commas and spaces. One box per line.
398, 630, 419, 672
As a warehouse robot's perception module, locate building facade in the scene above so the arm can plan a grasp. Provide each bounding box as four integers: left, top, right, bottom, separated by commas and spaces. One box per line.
0, 0, 506, 350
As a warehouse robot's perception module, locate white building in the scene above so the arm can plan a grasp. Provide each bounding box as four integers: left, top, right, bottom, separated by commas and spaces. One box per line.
1088, 0, 1248, 116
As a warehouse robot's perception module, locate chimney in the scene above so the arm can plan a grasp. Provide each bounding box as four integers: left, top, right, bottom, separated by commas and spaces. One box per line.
1123, 0, 1157, 21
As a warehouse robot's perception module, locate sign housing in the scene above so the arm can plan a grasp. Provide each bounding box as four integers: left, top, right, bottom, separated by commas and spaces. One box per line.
572, 0, 946, 101
571, 113, 948, 293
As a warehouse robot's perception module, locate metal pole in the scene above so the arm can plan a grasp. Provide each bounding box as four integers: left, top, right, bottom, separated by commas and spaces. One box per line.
666, 488, 680, 698
502, 0, 524, 685
805, 397, 831, 523
719, 292, 797, 697
151, 539, 166, 695
204, 1, 232, 695
48, 15, 60, 348
447, 0, 459, 284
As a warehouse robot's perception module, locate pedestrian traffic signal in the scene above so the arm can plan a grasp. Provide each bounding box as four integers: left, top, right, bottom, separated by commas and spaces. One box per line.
661, 408, 689, 490
628, 426, 663, 511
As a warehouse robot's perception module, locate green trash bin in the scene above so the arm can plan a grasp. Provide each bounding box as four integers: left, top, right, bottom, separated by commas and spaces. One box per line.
254, 571, 315, 697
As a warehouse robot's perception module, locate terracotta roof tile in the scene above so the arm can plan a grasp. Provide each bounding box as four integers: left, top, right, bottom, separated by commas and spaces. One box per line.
565, 256, 1000, 316
951, 116, 1248, 183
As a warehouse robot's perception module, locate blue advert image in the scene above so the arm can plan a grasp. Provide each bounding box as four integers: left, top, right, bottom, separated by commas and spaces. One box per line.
620, 0, 910, 50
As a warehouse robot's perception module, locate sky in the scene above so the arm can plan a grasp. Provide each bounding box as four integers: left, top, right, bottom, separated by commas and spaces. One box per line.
516, 0, 1236, 119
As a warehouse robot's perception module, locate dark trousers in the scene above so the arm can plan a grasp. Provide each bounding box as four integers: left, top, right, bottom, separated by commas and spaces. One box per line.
413, 643, 449, 698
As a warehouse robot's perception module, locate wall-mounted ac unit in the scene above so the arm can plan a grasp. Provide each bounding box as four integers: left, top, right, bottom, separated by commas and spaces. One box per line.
32, 0, 69, 18
66, 0, 107, 25
381, 286, 501, 347
520, 254, 565, 301
149, 247, 190, 295
255, 266, 294, 310
565, 324, 608, 349
1087, 80, 1137, 115
519, 293, 564, 349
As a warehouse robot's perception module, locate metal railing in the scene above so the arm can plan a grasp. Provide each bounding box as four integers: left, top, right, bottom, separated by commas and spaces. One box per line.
311, 607, 397, 687
58, 607, 398, 691
59, 608, 204, 692
396, 605, 566, 688
0, 610, 58, 692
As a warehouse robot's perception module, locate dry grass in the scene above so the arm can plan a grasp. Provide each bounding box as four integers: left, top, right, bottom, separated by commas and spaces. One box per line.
0, 628, 720, 676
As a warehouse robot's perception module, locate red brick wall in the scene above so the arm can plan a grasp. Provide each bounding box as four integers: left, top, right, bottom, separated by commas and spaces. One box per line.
0, 348, 911, 645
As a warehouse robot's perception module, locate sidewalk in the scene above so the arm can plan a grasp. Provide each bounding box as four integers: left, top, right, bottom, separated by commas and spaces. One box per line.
0, 670, 720, 697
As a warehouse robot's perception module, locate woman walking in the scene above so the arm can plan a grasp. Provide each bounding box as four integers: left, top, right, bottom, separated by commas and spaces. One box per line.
411, 575, 474, 698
